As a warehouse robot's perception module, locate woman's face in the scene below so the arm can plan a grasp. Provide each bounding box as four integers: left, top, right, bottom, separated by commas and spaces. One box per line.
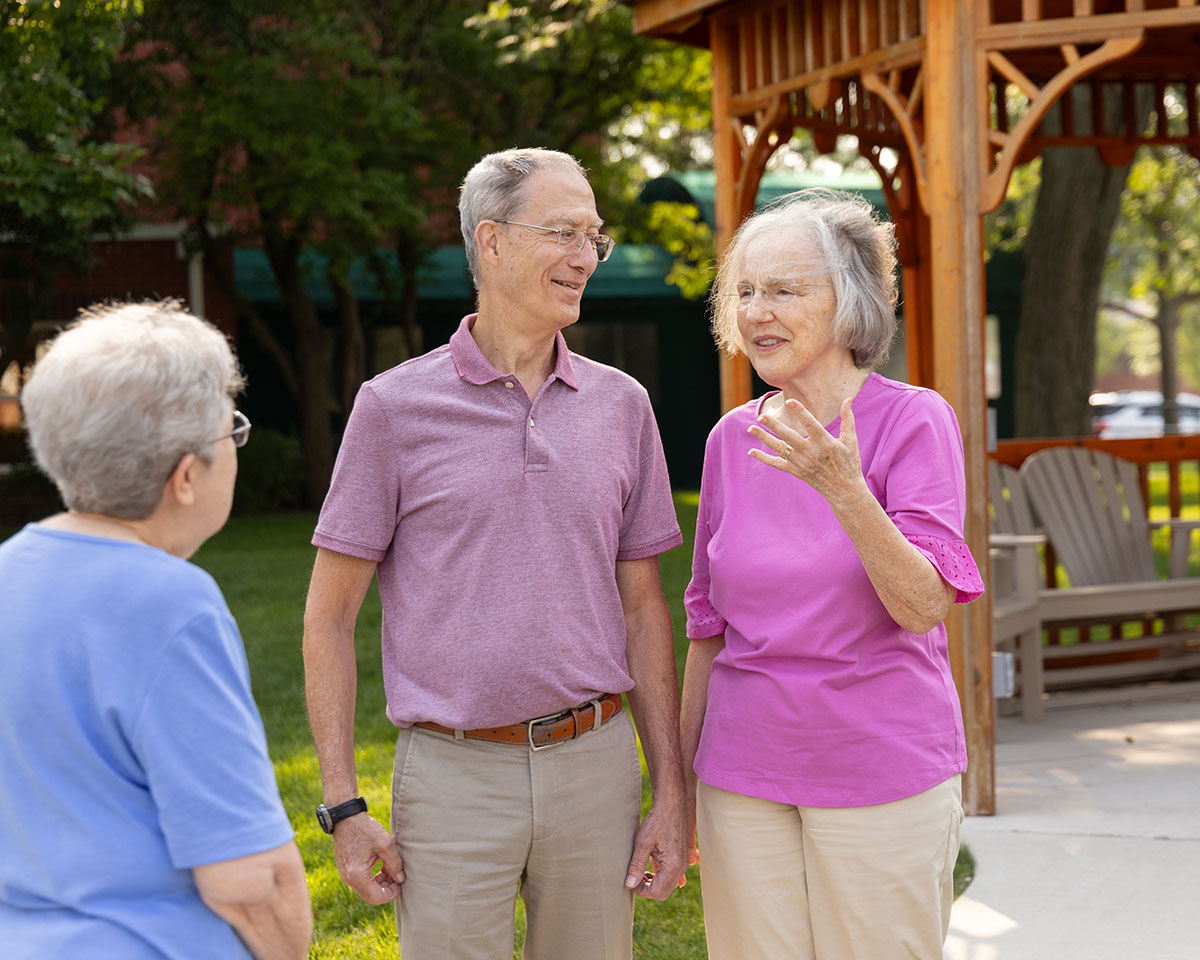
733, 232, 850, 392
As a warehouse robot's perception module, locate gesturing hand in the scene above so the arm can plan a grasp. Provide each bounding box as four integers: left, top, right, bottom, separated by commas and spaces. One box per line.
747, 397, 868, 510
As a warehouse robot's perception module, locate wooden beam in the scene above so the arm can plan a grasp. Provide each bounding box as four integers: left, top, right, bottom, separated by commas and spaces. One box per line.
629, 0, 725, 36
979, 9, 1200, 50
728, 38, 924, 116
925, 0, 995, 816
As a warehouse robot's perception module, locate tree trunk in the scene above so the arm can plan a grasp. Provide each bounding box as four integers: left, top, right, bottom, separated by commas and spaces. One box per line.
331, 270, 366, 431
197, 229, 301, 400
1013, 147, 1131, 437
264, 234, 334, 507
396, 237, 424, 360
1014, 87, 1153, 438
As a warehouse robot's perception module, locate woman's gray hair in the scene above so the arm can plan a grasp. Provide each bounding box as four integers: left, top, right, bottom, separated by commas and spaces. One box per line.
459, 147, 588, 287
21, 300, 245, 520
710, 188, 899, 369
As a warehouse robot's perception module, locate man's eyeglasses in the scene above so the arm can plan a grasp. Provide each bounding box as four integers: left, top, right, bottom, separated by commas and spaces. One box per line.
210, 410, 252, 448
492, 219, 614, 262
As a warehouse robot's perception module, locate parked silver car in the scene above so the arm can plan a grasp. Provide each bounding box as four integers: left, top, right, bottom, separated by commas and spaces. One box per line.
1089, 390, 1200, 438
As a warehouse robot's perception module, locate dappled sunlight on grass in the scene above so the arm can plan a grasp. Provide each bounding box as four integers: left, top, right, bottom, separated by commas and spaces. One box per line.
192, 501, 970, 958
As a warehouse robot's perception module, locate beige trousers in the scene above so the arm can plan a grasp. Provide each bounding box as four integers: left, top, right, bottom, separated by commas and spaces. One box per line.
390, 711, 642, 960
696, 776, 963, 960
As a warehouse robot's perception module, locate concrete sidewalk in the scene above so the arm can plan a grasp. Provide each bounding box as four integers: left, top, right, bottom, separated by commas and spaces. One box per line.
946, 695, 1200, 960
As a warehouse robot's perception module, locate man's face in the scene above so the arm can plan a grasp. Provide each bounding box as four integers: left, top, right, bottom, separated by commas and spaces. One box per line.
488, 166, 603, 333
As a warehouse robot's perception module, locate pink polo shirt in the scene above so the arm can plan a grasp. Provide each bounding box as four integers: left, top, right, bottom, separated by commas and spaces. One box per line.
314, 315, 682, 729
685, 373, 984, 808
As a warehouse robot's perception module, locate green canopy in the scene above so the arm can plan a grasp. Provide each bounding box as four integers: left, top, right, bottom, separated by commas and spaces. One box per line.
638, 168, 888, 226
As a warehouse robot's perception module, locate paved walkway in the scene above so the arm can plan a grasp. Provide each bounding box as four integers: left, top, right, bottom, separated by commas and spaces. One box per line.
946, 694, 1200, 960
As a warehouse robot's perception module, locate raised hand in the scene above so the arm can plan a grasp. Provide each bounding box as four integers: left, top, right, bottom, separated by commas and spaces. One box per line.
747, 397, 868, 510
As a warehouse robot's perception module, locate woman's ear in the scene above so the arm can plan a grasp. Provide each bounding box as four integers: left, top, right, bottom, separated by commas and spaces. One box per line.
164, 452, 199, 508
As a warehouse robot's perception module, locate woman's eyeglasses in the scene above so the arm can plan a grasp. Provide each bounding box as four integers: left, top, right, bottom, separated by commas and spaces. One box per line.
209, 410, 252, 448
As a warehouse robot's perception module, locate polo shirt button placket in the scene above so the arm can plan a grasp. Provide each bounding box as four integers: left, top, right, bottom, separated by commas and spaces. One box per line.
524, 397, 549, 473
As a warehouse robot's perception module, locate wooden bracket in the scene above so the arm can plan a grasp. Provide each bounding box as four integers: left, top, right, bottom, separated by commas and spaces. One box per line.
982, 34, 1145, 212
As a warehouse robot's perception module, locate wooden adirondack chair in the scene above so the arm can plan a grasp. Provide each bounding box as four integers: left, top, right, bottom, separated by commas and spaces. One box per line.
988, 459, 1047, 720
995, 447, 1200, 720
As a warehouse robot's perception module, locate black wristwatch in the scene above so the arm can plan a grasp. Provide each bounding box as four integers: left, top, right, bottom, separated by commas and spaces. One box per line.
316, 796, 367, 834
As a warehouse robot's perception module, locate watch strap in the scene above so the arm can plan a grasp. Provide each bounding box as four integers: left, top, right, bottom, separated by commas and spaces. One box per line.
317, 796, 367, 833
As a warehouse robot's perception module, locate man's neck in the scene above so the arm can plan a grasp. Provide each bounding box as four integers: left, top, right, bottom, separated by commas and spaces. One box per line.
471, 311, 559, 399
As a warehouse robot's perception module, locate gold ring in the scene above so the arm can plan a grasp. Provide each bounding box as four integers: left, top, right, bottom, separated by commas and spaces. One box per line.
781, 445, 792, 461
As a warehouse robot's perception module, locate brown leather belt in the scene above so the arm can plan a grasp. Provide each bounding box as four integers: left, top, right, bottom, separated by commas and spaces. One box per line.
414, 692, 623, 751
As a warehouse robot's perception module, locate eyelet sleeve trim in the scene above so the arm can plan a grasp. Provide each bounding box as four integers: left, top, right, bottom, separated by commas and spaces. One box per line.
684, 583, 728, 639
907, 534, 985, 604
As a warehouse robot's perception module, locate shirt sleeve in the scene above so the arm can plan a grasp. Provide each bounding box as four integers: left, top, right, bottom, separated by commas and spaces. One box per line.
875, 391, 985, 604
313, 382, 401, 561
684, 425, 728, 639
132, 605, 293, 870
616, 391, 683, 561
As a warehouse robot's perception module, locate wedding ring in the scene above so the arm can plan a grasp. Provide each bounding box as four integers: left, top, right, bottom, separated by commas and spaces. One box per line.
780, 445, 793, 461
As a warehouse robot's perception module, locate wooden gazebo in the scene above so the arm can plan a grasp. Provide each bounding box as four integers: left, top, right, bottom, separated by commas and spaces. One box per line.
630, 0, 1200, 814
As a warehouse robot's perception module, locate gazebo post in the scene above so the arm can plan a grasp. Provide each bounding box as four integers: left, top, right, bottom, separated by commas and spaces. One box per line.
634, 0, 1200, 816
711, 17, 755, 412
925, 0, 995, 814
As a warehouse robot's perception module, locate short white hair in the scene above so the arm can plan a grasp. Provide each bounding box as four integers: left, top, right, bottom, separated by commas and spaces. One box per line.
459, 147, 588, 288
21, 300, 245, 520
710, 189, 899, 369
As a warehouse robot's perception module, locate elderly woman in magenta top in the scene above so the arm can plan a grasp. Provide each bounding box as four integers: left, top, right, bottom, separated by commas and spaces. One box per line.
681, 190, 984, 960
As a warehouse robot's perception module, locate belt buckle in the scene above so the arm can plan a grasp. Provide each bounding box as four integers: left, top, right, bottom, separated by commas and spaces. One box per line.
527, 709, 570, 751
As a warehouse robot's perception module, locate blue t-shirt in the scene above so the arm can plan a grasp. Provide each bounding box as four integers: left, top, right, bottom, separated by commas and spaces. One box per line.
0, 525, 295, 959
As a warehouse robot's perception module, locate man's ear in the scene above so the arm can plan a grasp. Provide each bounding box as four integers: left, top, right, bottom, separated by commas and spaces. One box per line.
165, 452, 199, 508
476, 220, 502, 268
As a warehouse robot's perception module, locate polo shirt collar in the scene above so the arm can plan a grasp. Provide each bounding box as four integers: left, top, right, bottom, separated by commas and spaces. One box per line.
450, 314, 579, 391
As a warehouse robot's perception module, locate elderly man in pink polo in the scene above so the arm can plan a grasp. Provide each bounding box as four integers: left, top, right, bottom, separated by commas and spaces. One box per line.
302, 147, 687, 960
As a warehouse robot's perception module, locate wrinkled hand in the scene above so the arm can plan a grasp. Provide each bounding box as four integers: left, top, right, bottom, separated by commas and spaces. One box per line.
332, 813, 405, 905
625, 798, 688, 900
748, 397, 867, 509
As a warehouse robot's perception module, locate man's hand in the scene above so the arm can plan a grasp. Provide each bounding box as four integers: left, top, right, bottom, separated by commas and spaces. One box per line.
624, 795, 687, 900
332, 813, 405, 905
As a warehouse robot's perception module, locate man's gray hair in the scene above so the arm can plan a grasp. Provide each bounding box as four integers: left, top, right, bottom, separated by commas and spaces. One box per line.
21, 300, 245, 520
710, 189, 899, 369
459, 147, 588, 288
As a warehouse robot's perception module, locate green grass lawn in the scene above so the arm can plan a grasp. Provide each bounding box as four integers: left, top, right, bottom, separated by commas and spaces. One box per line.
0, 494, 974, 957
186, 495, 974, 958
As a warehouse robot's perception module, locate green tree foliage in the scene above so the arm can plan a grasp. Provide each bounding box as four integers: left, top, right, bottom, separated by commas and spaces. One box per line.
983, 161, 1039, 260
1103, 146, 1200, 418
128, 0, 434, 504
125, 0, 714, 502
0, 0, 151, 376
462, 0, 714, 293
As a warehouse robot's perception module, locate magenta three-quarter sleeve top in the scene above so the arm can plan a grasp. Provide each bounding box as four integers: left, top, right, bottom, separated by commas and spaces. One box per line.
684, 373, 985, 808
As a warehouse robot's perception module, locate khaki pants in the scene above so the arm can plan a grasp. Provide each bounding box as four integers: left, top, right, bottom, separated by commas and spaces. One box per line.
696, 776, 963, 960
391, 711, 642, 960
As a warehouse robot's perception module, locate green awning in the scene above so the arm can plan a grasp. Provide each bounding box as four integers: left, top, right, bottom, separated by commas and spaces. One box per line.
234, 243, 683, 307
639, 168, 888, 226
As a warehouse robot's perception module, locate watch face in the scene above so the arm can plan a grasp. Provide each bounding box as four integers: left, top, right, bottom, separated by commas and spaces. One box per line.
316, 804, 334, 834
